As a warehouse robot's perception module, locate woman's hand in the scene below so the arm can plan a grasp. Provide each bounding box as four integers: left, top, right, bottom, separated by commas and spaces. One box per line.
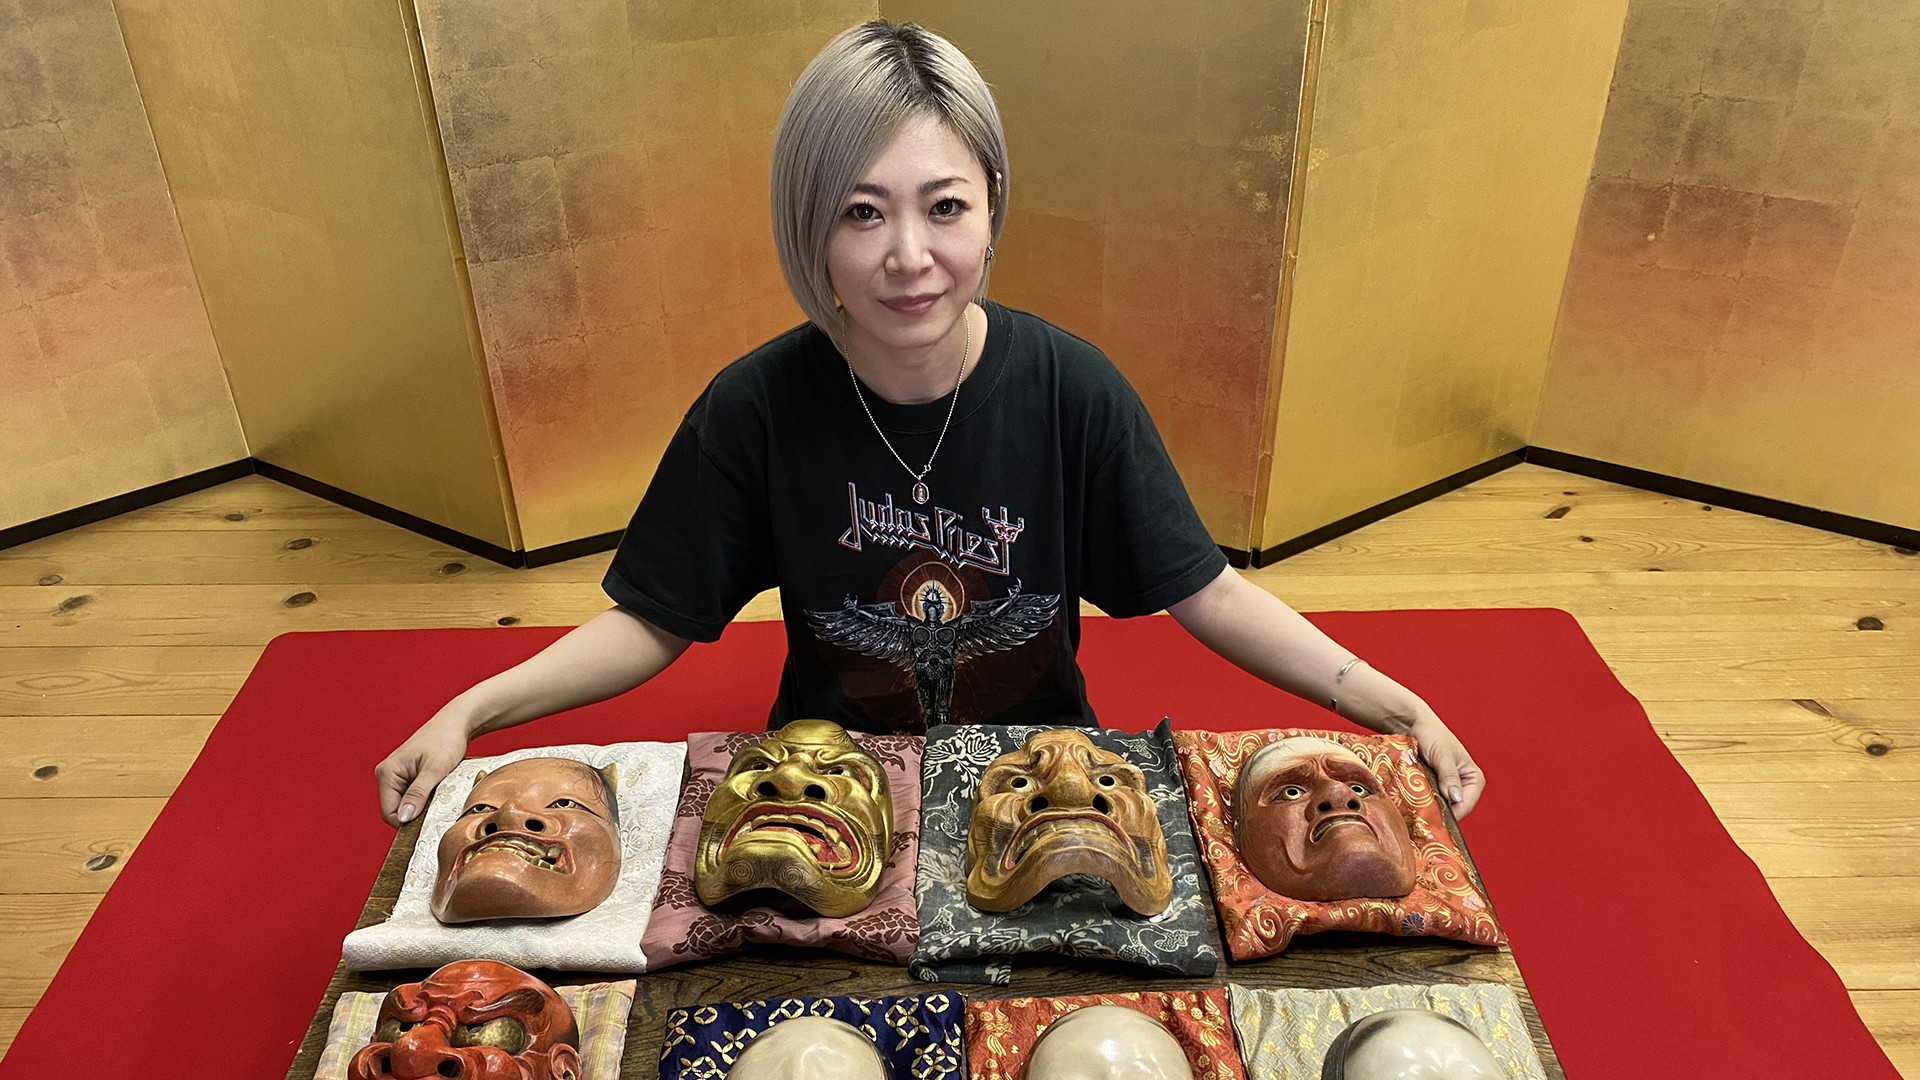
374, 708, 472, 827
1408, 712, 1485, 819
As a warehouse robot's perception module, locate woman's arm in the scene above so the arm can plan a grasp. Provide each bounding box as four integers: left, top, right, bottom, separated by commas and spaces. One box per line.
373, 606, 691, 826
1166, 566, 1486, 817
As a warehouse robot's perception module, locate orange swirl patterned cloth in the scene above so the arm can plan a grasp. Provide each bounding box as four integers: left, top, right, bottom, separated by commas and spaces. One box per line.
963, 988, 1246, 1080
1172, 728, 1504, 961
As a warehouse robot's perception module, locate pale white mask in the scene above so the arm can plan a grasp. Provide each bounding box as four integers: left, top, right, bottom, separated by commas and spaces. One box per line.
1026, 1005, 1194, 1080
1323, 1009, 1506, 1080
726, 1016, 889, 1080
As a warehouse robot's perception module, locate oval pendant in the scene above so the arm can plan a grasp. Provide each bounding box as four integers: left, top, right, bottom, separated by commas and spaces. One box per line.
912, 481, 930, 505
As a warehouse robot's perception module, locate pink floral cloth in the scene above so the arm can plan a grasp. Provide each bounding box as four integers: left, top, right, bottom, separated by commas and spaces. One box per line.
639, 731, 922, 967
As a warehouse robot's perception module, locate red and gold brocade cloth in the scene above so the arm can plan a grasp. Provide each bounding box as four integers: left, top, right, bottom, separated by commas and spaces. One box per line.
1172, 728, 1503, 961
963, 988, 1246, 1080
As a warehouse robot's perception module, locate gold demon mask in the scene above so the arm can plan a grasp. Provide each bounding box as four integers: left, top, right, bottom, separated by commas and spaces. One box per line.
965, 729, 1173, 915
695, 719, 892, 918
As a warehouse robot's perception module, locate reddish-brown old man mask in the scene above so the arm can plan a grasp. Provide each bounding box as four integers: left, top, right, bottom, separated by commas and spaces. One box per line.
433, 757, 622, 924
966, 729, 1172, 915
695, 719, 892, 918
1233, 736, 1417, 902
348, 960, 579, 1080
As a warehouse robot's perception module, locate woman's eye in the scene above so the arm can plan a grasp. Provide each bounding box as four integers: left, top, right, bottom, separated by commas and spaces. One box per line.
1349, 783, 1370, 797
932, 197, 962, 217
847, 203, 879, 222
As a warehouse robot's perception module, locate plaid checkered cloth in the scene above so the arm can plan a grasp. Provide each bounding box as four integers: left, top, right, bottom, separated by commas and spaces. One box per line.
1227, 983, 1547, 1080
312, 979, 636, 1080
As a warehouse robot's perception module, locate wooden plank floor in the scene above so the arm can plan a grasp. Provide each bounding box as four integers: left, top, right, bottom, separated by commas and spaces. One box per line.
1, 463, 1914, 1072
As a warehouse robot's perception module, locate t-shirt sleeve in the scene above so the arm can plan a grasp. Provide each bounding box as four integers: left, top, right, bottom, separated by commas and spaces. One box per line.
1076, 364, 1230, 618
601, 393, 776, 643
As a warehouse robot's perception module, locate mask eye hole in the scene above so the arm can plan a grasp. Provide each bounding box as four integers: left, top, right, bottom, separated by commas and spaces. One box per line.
373, 1019, 415, 1044
747, 760, 771, 771
825, 764, 846, 775
1349, 783, 1370, 797
1277, 785, 1306, 802
1009, 776, 1030, 790
1097, 774, 1117, 788
460, 803, 496, 818
452, 1017, 529, 1056
548, 798, 581, 809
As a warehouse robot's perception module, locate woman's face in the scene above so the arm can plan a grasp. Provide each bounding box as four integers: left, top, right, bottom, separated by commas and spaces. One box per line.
826, 111, 992, 356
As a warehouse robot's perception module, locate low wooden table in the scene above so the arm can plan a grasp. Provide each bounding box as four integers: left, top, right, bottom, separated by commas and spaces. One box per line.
287, 810, 1563, 1079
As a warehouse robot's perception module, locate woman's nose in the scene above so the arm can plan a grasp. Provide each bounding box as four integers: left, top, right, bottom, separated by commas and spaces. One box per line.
884, 220, 934, 274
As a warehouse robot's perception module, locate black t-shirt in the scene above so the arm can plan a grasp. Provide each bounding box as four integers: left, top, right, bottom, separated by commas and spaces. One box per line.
603, 300, 1227, 734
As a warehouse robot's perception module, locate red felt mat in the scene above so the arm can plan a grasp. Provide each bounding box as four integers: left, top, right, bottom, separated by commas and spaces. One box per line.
1, 611, 1895, 1079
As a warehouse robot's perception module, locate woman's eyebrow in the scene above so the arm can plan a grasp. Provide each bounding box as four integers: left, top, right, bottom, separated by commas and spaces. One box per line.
849, 176, 970, 198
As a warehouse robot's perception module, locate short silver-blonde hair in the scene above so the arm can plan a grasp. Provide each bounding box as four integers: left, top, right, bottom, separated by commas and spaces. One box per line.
771, 21, 1010, 339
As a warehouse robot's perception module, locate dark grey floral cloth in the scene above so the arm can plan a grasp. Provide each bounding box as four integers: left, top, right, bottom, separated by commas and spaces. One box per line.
909, 720, 1217, 983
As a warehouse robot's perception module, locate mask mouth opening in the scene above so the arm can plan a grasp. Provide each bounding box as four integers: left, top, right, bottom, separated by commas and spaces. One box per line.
1310, 813, 1375, 844
457, 833, 573, 874
1002, 807, 1132, 871
723, 803, 864, 871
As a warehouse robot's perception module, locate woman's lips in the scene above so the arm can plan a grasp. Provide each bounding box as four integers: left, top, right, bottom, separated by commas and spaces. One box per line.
880, 292, 940, 315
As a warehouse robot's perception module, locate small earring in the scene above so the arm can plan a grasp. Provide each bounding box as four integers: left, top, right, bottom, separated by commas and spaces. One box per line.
985, 245, 995, 263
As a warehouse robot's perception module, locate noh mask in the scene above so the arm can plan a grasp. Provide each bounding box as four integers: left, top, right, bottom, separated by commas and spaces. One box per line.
1321, 1009, 1504, 1080
726, 1017, 888, 1080
348, 960, 579, 1080
1027, 1005, 1194, 1080
696, 719, 892, 918
432, 757, 622, 924
1233, 736, 1416, 903
965, 729, 1172, 916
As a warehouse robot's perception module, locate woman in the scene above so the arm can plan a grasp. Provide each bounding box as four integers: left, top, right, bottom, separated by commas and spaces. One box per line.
375, 21, 1484, 827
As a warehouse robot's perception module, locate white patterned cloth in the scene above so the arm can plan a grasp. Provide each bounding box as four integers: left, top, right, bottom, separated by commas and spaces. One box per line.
1227, 983, 1548, 1079
341, 742, 682, 972
313, 980, 636, 1080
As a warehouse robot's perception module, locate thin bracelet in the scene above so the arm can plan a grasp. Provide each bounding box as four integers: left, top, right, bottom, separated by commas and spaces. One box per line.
1328, 657, 1367, 713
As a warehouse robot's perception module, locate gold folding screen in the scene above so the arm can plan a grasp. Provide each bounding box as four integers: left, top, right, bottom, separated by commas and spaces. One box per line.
1537, 0, 1920, 529
411, 0, 876, 550
55, 1, 1908, 556
882, 0, 1315, 551
0, 0, 243, 531
112, 0, 519, 548
1258, 0, 1631, 547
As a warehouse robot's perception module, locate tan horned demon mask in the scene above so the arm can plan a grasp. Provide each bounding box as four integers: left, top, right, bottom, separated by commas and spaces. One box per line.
1233, 736, 1418, 902
432, 757, 622, 924
348, 960, 579, 1080
695, 719, 892, 918
965, 729, 1172, 915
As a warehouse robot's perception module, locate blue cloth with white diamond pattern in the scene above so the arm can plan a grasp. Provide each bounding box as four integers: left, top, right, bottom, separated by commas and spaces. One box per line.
658, 992, 966, 1080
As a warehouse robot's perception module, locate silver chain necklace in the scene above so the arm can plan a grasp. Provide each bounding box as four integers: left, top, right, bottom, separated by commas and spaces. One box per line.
844, 310, 969, 506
